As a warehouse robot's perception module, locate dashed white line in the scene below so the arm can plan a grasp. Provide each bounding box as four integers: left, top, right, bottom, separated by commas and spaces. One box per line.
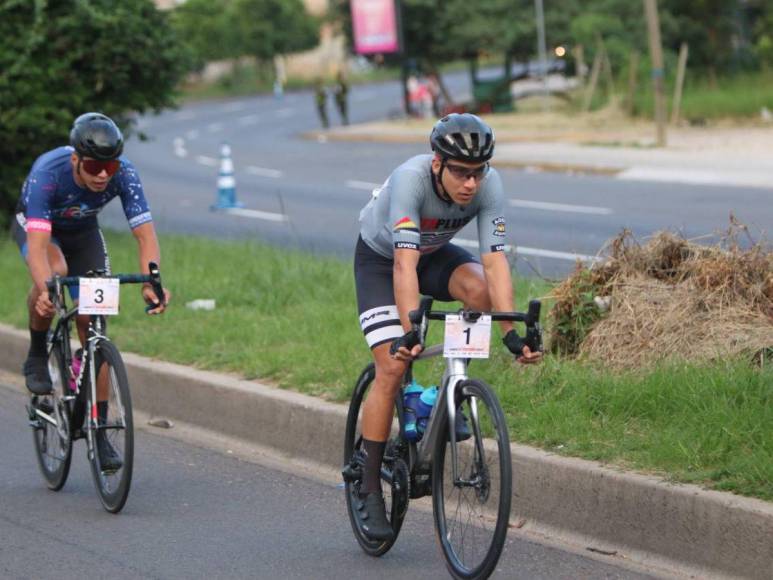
196, 155, 219, 167
207, 122, 223, 133
346, 180, 382, 190
455, 238, 599, 262
238, 114, 260, 125
223, 207, 287, 222
245, 166, 282, 178
509, 199, 613, 215
173, 137, 187, 158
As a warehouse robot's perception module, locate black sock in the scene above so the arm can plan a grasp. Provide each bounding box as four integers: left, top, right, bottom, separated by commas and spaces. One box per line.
361, 439, 386, 496
29, 328, 48, 357
97, 401, 108, 426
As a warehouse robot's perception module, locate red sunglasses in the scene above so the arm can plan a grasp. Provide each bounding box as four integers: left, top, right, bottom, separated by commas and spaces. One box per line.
81, 158, 121, 177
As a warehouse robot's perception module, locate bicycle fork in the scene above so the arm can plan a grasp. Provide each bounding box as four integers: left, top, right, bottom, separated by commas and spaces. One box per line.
414, 357, 484, 487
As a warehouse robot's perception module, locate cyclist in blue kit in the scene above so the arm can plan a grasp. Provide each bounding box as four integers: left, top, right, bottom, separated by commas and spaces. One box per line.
12, 113, 170, 414
353, 113, 542, 541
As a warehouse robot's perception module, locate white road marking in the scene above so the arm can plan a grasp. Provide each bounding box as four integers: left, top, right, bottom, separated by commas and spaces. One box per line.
207, 122, 223, 133
196, 156, 219, 167
509, 199, 613, 215
223, 207, 287, 222
346, 180, 382, 190
185, 129, 199, 140
173, 137, 187, 158
245, 166, 282, 178
238, 114, 260, 125
455, 238, 600, 262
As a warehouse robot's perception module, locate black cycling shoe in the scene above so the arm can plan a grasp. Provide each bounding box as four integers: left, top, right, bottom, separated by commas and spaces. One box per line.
23, 355, 52, 395
96, 432, 123, 473
357, 492, 394, 541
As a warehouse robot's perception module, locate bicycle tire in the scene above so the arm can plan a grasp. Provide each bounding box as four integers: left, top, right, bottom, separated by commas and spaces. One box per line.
32, 344, 73, 491
432, 379, 512, 580
87, 340, 134, 513
343, 363, 408, 556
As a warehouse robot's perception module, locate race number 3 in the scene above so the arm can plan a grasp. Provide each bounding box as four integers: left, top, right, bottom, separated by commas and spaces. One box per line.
443, 314, 492, 359
78, 278, 120, 315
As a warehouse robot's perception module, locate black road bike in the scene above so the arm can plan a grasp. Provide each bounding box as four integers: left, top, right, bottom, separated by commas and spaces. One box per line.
27, 263, 164, 513
343, 297, 542, 579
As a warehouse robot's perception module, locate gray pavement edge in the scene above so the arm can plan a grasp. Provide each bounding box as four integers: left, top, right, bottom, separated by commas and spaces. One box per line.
1, 323, 770, 579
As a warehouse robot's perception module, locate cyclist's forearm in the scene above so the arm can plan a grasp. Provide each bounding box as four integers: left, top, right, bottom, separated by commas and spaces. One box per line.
132, 223, 160, 274
393, 253, 420, 331
26, 238, 53, 293
482, 252, 515, 334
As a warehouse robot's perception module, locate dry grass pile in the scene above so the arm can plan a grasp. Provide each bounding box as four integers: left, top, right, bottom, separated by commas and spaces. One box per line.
548, 226, 773, 368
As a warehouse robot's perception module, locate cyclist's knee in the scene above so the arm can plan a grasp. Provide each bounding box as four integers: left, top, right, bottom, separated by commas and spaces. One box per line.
460, 279, 490, 310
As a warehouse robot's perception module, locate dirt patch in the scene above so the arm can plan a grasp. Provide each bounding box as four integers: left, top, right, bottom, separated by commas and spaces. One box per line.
548, 223, 773, 368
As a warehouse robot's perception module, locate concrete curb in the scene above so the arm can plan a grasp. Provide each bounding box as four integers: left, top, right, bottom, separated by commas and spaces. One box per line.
2, 323, 770, 579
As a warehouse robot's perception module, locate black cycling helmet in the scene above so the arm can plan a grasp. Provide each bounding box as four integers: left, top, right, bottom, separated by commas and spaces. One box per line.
69, 112, 124, 160
430, 113, 495, 163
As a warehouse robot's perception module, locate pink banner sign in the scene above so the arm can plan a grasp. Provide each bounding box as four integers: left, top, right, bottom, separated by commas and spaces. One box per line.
351, 0, 400, 55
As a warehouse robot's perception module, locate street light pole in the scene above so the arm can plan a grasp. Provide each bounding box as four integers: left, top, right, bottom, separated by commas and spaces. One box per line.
535, 0, 549, 110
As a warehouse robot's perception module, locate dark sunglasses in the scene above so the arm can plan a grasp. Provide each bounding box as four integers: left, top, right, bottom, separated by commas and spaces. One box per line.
445, 162, 489, 182
81, 158, 121, 177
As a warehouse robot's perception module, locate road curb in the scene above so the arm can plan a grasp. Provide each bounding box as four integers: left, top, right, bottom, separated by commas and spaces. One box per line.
2, 323, 770, 579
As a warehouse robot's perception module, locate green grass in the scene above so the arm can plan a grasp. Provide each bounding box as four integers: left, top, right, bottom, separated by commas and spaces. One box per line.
1, 231, 770, 500
631, 71, 773, 121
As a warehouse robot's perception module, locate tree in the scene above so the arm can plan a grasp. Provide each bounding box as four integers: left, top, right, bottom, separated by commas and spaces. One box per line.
171, 0, 238, 70
230, 0, 318, 79
0, 0, 191, 229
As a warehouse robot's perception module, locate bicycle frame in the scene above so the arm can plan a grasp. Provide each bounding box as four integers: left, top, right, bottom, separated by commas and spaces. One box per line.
406, 346, 478, 488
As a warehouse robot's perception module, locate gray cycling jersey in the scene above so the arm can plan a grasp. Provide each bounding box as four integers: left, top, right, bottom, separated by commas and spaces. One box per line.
359, 154, 507, 258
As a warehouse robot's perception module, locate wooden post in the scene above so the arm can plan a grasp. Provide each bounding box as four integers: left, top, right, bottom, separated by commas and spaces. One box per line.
574, 44, 587, 83
644, 0, 667, 146
671, 42, 689, 125
583, 47, 604, 111
625, 50, 640, 116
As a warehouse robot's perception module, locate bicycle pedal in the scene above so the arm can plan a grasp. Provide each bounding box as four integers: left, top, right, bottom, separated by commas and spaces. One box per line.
341, 462, 362, 483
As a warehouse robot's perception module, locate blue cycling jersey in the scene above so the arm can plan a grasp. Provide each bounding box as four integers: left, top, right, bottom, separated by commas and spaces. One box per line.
15, 146, 152, 233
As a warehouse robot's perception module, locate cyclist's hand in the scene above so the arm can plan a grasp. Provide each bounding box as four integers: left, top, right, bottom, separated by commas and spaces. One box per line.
517, 344, 543, 365
35, 292, 55, 319
503, 329, 542, 364
143, 285, 171, 315
390, 330, 423, 361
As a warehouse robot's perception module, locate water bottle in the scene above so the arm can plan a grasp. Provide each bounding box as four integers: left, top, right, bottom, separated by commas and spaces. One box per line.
68, 348, 83, 392
402, 381, 424, 441
416, 386, 438, 436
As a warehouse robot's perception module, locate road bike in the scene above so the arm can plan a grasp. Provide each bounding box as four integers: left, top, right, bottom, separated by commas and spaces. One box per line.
343, 296, 542, 579
27, 263, 164, 513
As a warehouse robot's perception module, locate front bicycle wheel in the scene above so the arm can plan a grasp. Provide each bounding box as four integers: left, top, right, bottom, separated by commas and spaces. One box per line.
432, 379, 512, 580
87, 341, 134, 513
343, 364, 408, 556
31, 345, 73, 491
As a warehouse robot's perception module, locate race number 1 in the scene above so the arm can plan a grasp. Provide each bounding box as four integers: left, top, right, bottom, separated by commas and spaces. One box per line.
78, 278, 120, 315
443, 314, 492, 359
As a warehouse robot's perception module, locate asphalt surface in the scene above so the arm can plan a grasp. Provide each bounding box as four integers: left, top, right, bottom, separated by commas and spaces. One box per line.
0, 382, 662, 580
94, 74, 773, 279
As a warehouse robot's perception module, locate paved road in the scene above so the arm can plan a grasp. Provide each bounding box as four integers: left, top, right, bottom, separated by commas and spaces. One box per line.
96, 76, 772, 279
0, 382, 662, 579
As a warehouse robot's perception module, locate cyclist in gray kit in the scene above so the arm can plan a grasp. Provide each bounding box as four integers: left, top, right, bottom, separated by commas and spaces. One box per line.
353, 113, 542, 541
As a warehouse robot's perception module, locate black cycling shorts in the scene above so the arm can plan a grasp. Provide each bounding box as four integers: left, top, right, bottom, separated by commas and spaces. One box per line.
12, 213, 111, 300
354, 236, 479, 349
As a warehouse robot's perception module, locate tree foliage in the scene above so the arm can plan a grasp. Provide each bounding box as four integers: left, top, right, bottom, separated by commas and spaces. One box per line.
172, 0, 318, 69
0, 0, 191, 228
